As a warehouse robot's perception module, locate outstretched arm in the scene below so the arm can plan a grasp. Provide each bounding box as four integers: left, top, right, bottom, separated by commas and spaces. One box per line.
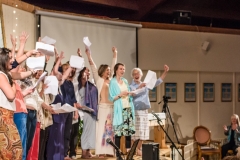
85, 48, 99, 82
15, 31, 29, 58
10, 34, 16, 57
53, 51, 64, 82
110, 47, 117, 78
160, 65, 169, 80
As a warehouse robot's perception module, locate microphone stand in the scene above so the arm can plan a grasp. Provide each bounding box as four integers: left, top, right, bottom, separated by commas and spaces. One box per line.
152, 112, 185, 160
116, 151, 124, 160
162, 98, 180, 144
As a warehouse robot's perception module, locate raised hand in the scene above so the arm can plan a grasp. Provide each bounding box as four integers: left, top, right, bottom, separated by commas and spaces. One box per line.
59, 51, 65, 60
19, 31, 29, 44
45, 55, 50, 63
77, 48, 82, 57
164, 65, 169, 72
112, 46, 117, 54
223, 125, 228, 131
10, 34, 17, 47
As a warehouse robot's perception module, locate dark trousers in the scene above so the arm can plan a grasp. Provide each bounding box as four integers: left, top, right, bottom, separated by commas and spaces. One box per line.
26, 109, 37, 154
115, 135, 131, 149
221, 142, 238, 158
64, 112, 73, 157
38, 127, 49, 160
69, 117, 80, 157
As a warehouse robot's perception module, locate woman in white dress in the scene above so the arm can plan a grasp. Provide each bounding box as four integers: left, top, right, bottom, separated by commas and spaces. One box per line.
85, 47, 117, 157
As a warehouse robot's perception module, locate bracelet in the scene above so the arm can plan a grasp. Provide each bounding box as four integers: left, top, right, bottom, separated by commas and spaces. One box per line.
118, 95, 121, 99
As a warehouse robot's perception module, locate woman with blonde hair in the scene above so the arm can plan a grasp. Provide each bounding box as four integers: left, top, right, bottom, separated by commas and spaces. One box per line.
85, 47, 117, 157
222, 114, 240, 158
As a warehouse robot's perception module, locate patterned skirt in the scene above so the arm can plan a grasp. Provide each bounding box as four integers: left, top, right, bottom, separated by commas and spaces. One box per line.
131, 109, 149, 140
0, 107, 22, 160
114, 108, 135, 136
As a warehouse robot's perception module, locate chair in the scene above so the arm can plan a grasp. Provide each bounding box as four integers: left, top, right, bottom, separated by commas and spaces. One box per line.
193, 125, 221, 160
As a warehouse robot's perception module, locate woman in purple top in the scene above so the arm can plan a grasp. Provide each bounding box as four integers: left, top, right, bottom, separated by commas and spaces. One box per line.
53, 52, 79, 160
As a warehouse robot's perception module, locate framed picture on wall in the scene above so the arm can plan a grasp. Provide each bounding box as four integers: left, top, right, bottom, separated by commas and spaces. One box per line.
149, 87, 157, 102
221, 83, 232, 102
184, 83, 196, 102
203, 83, 214, 102
165, 83, 177, 102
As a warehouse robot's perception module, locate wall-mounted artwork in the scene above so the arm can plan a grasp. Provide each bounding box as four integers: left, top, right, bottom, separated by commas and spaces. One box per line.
184, 83, 196, 102
203, 83, 214, 102
149, 87, 157, 102
221, 83, 232, 102
165, 83, 177, 102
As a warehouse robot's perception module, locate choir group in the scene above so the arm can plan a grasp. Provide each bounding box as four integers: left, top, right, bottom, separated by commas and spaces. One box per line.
0, 31, 169, 160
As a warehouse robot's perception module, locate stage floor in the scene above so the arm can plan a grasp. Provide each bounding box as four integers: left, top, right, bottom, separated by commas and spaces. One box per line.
73, 147, 171, 160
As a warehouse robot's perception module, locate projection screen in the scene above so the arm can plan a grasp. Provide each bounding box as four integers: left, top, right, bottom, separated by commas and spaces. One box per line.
38, 11, 140, 81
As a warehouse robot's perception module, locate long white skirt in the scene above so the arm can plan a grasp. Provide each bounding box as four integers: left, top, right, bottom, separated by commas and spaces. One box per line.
131, 109, 149, 140
81, 112, 96, 150
95, 103, 114, 155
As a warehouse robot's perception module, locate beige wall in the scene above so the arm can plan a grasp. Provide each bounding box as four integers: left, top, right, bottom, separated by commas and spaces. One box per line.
138, 28, 240, 143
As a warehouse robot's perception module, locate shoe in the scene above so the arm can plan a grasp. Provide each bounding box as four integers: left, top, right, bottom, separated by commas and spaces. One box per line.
71, 156, 77, 159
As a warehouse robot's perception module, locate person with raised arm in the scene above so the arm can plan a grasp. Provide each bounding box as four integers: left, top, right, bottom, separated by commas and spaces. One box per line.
0, 47, 22, 160
53, 51, 79, 160
10, 31, 34, 160
85, 47, 117, 157
222, 114, 240, 158
130, 65, 169, 156
109, 63, 135, 158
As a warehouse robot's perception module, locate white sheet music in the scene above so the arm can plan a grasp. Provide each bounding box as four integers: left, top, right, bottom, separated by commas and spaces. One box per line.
44, 76, 58, 95
26, 56, 45, 71
69, 55, 84, 69
33, 71, 47, 89
83, 37, 91, 50
81, 105, 94, 112
51, 103, 77, 113
36, 42, 54, 56
41, 36, 56, 45
130, 87, 145, 95
143, 70, 157, 90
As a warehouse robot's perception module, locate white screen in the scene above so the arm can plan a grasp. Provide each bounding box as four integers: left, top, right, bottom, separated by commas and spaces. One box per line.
40, 15, 137, 82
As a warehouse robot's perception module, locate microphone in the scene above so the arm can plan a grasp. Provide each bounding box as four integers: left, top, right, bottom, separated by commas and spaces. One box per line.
106, 138, 123, 155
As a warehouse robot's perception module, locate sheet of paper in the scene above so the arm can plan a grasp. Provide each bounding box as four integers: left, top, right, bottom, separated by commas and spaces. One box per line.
26, 56, 45, 71
83, 37, 91, 50
83, 37, 91, 47
69, 55, 84, 69
51, 103, 77, 113
41, 36, 56, 45
44, 76, 58, 95
81, 105, 94, 112
130, 87, 145, 95
33, 71, 47, 89
143, 70, 157, 90
36, 42, 54, 56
